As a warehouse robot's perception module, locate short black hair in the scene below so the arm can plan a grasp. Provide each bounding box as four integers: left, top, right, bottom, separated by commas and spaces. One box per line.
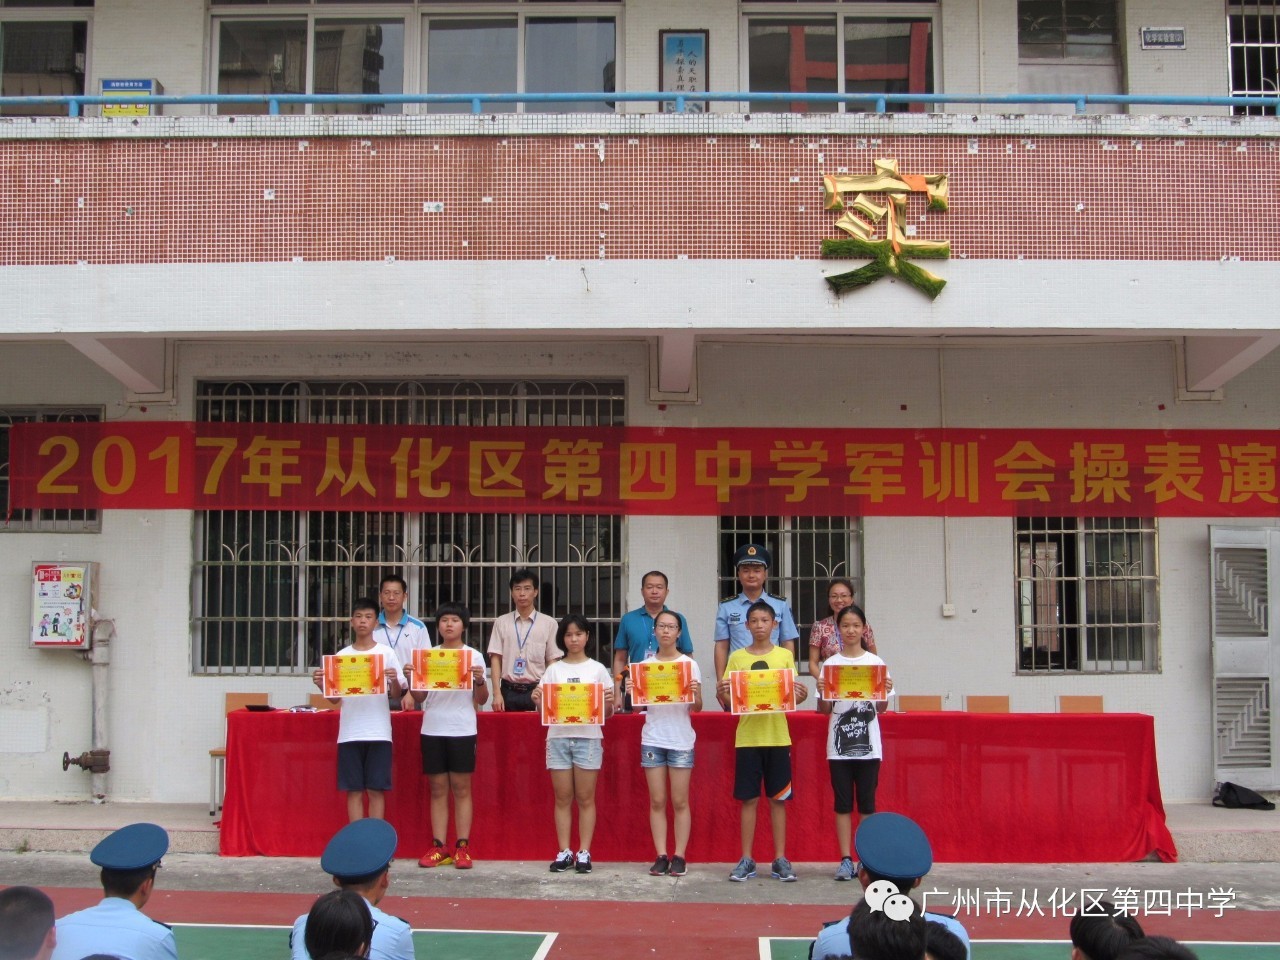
847, 897, 927, 960
378, 574, 408, 593
746, 599, 776, 621
861, 865, 921, 893
100, 865, 157, 899
1069, 901, 1144, 960
351, 596, 379, 616
1115, 937, 1201, 960
509, 568, 538, 590
432, 602, 472, 630
0, 885, 54, 960
556, 614, 593, 644
640, 570, 669, 587
304, 889, 373, 960
923, 922, 966, 960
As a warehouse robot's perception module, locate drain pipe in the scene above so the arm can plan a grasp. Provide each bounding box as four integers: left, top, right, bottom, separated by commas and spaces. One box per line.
63, 617, 112, 802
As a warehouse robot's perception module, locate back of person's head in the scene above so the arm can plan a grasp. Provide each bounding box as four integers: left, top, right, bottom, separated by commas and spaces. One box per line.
1115, 937, 1200, 960
1070, 901, 1144, 960
922, 922, 966, 960
0, 886, 55, 960
100, 866, 156, 899
351, 596, 378, 617
848, 898, 927, 960
304, 889, 373, 960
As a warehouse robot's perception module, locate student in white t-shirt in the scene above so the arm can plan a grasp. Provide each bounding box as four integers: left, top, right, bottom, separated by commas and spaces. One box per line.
815, 602, 894, 882
532, 615, 615, 875
405, 603, 488, 871
637, 609, 703, 878
311, 597, 405, 823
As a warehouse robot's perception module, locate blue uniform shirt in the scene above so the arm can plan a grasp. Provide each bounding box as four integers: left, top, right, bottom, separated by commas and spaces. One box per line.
291, 898, 415, 960
614, 606, 693, 662
715, 591, 799, 652
53, 897, 178, 960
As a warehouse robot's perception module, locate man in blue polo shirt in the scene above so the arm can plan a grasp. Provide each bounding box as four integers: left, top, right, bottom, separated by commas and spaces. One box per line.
809, 812, 970, 960
714, 544, 799, 709
378, 574, 430, 711
611, 570, 694, 708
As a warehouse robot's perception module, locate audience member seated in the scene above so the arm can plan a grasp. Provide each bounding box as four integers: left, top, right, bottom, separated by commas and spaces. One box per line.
923, 922, 966, 960
811, 813, 970, 960
304, 890, 373, 960
1070, 900, 1144, 960
847, 897, 927, 960
1116, 938, 1200, 960
0, 886, 57, 960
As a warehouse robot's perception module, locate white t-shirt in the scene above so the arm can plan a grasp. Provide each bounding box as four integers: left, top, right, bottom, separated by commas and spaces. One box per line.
639, 654, 701, 752
419, 647, 485, 738
335, 641, 403, 744
539, 657, 612, 740
823, 651, 889, 762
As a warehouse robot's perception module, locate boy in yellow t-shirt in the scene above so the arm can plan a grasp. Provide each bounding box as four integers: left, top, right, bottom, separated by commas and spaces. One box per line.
717, 600, 809, 883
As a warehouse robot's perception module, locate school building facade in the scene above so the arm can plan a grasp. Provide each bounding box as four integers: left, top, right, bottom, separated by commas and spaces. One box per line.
1, 0, 1278, 809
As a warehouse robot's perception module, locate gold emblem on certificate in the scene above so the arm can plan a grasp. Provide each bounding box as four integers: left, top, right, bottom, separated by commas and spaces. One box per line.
728, 668, 796, 715
820, 664, 887, 701
540, 683, 605, 726
628, 660, 694, 706
411, 647, 473, 691
321, 653, 388, 698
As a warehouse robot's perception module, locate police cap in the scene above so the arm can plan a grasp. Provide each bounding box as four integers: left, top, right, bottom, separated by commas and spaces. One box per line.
733, 543, 771, 569
320, 818, 398, 880
90, 822, 169, 871
854, 812, 933, 881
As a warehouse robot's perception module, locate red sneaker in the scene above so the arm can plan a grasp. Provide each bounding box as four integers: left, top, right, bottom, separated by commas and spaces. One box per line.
418, 845, 453, 868
453, 844, 473, 870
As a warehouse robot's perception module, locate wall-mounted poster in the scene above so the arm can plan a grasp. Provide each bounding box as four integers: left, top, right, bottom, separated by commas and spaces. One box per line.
659, 30, 708, 113
31, 562, 96, 650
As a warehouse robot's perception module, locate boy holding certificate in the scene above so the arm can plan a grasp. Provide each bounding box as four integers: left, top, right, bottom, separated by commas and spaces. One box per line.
405, 603, 488, 870
532, 615, 615, 875
312, 598, 405, 823
716, 600, 809, 883
815, 603, 893, 882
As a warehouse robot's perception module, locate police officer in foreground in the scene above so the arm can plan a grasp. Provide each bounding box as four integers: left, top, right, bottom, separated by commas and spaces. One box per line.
290, 818, 415, 960
713, 544, 800, 709
52, 822, 177, 960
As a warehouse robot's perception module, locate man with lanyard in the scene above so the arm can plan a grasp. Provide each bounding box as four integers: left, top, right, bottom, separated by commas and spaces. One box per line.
611, 570, 694, 710
487, 568, 560, 712
378, 575, 430, 711
713, 544, 799, 710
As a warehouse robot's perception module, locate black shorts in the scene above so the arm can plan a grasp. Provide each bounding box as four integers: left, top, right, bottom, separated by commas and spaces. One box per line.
500, 679, 538, 712
733, 745, 793, 801
420, 734, 478, 775
829, 758, 881, 815
337, 740, 393, 792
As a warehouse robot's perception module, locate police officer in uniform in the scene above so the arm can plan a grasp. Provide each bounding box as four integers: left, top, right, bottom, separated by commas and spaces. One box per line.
713, 544, 800, 709
290, 818, 415, 960
52, 822, 177, 960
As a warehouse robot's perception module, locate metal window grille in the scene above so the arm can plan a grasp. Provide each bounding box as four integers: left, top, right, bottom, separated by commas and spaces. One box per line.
194, 379, 624, 675
717, 514, 863, 673
1015, 516, 1160, 673
0, 407, 102, 533
1229, 4, 1280, 114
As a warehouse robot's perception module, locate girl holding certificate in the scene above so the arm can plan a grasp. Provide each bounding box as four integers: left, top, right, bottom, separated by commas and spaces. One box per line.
636, 609, 703, 877
816, 603, 893, 883
532, 615, 615, 875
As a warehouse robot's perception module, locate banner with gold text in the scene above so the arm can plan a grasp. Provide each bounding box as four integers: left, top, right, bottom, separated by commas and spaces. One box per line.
9, 423, 1278, 517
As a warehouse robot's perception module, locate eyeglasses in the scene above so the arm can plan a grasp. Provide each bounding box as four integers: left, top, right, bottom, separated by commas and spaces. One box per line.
654, 623, 681, 632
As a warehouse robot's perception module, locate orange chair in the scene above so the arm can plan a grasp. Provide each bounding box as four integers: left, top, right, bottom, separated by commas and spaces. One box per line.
1058, 695, 1104, 713
965, 695, 1010, 713
209, 692, 269, 815
896, 695, 943, 712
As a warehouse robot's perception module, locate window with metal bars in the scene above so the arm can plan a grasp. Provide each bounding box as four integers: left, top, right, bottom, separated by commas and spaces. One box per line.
1229, 4, 1280, 114
0, 407, 102, 533
193, 379, 624, 675
1015, 516, 1159, 672
717, 514, 863, 673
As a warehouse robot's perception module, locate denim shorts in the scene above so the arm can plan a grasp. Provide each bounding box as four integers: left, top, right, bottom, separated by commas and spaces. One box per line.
640, 745, 695, 769
546, 736, 603, 770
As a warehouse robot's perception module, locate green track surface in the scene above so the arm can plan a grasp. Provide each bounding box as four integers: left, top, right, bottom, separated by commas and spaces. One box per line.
173, 925, 548, 960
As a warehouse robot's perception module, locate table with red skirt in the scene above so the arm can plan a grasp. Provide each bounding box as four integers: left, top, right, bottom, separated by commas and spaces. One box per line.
219, 710, 1177, 863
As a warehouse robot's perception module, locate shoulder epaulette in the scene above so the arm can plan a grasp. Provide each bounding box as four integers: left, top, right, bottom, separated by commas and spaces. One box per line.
721, 594, 739, 603
767, 592, 789, 602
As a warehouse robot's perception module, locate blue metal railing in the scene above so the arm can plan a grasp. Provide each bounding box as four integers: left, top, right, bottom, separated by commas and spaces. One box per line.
0, 90, 1278, 118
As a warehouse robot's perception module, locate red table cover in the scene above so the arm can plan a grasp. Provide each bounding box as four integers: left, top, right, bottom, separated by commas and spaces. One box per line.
220, 710, 1176, 863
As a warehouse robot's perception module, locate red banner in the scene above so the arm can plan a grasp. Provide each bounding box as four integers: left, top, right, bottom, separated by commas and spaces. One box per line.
9, 422, 1279, 517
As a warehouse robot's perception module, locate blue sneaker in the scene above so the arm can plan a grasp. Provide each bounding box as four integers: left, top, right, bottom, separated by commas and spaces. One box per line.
772, 857, 797, 882
834, 857, 856, 881
729, 857, 757, 881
